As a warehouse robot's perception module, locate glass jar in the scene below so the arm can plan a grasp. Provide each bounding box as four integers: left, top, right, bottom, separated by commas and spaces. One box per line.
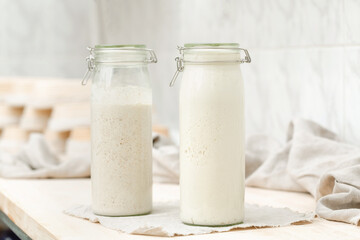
83, 45, 157, 216
171, 43, 251, 226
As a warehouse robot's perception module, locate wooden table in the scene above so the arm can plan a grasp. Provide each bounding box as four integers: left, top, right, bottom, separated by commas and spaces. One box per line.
0, 179, 358, 240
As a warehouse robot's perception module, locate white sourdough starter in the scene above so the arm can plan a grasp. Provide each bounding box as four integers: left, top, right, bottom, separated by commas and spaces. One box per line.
180, 62, 245, 226
91, 85, 152, 216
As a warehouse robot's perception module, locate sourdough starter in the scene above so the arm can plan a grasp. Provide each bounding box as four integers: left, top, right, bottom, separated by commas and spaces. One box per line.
91, 85, 152, 216
180, 63, 245, 226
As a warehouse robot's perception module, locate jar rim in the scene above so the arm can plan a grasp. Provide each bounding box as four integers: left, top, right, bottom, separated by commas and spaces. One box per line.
169, 44, 251, 87
184, 43, 239, 48
95, 44, 147, 49
81, 45, 157, 85
88, 45, 157, 64
177, 43, 250, 63
179, 43, 250, 64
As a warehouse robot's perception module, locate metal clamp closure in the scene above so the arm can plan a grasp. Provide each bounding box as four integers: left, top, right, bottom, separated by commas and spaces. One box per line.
146, 49, 158, 64
169, 57, 184, 87
81, 47, 157, 86
82, 47, 95, 85
169, 46, 251, 87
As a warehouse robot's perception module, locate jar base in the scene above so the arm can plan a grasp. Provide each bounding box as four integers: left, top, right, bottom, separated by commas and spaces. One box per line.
182, 221, 243, 227
93, 210, 151, 217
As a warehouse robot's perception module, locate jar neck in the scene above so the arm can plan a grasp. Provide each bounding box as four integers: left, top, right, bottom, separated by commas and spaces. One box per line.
95, 62, 149, 68
169, 44, 251, 87
95, 51, 147, 64
183, 49, 242, 63
93, 47, 157, 65
82, 46, 156, 86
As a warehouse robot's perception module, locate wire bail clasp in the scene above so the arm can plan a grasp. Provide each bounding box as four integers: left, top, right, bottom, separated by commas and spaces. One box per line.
147, 49, 158, 63
169, 56, 184, 87
169, 45, 251, 87
240, 48, 251, 63
82, 47, 95, 86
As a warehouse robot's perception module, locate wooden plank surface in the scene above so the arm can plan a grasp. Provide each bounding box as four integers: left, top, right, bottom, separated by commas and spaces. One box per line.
0, 178, 358, 240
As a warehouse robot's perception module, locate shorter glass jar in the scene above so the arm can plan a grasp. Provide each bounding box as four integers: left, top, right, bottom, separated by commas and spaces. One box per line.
83, 45, 157, 216
171, 43, 251, 226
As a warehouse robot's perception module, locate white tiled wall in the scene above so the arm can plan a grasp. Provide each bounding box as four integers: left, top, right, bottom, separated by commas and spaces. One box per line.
96, 0, 359, 144
1, 0, 359, 144
0, 0, 96, 78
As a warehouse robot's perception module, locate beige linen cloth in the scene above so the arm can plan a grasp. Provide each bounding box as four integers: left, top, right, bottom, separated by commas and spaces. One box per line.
65, 201, 313, 237
245, 119, 360, 225
0, 134, 90, 178
0, 133, 177, 182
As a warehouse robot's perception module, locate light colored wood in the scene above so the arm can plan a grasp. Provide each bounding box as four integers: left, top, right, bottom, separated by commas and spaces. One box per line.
48, 102, 90, 131
152, 125, 169, 137
20, 107, 52, 131
51, 102, 90, 120
3, 78, 35, 107
0, 179, 358, 240
1, 126, 29, 141
44, 130, 71, 154
0, 104, 23, 127
44, 130, 71, 141
66, 128, 91, 157
69, 127, 91, 141
30, 79, 90, 109
0, 79, 13, 95
0, 126, 29, 153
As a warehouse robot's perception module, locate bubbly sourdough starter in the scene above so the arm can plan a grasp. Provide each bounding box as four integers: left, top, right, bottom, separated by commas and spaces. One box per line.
91, 86, 152, 216
180, 64, 245, 226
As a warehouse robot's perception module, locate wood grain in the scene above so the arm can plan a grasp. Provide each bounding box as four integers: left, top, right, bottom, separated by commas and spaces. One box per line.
0, 179, 358, 240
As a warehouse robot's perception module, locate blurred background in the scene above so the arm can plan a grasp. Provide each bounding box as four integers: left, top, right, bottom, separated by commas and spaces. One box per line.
0, 1, 359, 238
0, 0, 359, 148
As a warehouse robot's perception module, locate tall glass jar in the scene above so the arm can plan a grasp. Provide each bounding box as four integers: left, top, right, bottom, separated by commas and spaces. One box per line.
171, 43, 251, 226
83, 45, 157, 216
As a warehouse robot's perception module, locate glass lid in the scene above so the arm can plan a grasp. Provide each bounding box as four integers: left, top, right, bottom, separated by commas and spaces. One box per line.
184, 43, 239, 48
95, 44, 147, 49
